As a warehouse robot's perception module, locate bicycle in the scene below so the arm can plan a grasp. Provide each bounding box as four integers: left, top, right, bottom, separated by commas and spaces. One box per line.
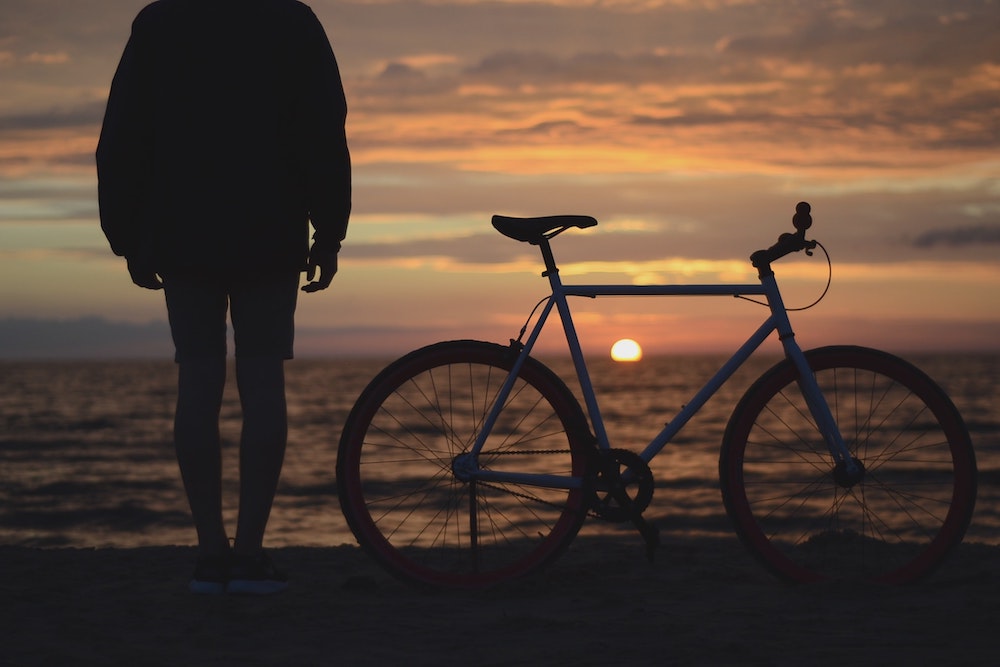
336, 202, 977, 589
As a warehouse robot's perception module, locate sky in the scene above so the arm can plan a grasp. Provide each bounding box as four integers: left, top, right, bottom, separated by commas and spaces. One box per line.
1, 0, 998, 359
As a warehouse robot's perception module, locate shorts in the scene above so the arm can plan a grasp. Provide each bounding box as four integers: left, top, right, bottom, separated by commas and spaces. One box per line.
163, 272, 300, 362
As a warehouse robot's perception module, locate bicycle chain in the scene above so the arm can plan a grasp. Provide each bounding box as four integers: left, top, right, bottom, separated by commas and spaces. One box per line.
470, 448, 603, 518
480, 448, 575, 457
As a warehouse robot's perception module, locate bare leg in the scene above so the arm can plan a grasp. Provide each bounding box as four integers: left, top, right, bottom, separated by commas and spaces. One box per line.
233, 356, 288, 556
174, 357, 230, 557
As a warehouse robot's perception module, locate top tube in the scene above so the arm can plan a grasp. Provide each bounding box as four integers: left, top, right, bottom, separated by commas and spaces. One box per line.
561, 284, 767, 297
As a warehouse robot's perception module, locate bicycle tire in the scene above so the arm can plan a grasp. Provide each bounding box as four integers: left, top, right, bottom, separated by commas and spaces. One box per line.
337, 340, 594, 589
719, 346, 976, 584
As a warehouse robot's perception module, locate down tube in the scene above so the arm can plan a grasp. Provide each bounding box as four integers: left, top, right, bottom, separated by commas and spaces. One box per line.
637, 316, 778, 462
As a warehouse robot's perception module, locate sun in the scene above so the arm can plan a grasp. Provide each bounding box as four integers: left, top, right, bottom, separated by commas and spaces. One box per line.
610, 338, 643, 362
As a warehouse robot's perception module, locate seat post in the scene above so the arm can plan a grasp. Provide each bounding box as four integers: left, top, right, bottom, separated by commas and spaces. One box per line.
536, 237, 559, 276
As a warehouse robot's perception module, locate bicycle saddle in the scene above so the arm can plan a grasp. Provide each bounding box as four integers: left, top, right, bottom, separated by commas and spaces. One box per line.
492, 214, 598, 244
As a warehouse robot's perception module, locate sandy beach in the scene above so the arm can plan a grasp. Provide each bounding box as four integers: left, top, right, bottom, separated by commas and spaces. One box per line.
4, 532, 998, 666
3, 356, 998, 665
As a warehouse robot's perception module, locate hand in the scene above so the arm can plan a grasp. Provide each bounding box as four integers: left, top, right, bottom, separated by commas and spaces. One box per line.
302, 245, 338, 293
127, 256, 163, 290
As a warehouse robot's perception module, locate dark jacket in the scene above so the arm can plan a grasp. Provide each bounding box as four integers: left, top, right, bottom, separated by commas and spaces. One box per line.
96, 0, 350, 277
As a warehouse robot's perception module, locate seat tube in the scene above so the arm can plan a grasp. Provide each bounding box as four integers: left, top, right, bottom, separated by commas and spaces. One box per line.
545, 265, 612, 449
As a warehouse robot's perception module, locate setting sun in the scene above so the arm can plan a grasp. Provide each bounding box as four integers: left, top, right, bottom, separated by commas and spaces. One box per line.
610, 338, 643, 362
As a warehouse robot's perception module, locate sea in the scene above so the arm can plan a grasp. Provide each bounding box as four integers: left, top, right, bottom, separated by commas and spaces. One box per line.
2, 353, 998, 549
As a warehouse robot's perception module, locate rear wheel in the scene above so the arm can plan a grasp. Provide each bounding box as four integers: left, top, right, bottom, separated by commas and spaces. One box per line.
337, 340, 593, 589
720, 346, 976, 583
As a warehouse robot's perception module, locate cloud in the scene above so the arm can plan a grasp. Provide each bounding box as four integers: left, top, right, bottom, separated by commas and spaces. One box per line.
343, 228, 1000, 293
0, 176, 98, 223
337, 156, 1000, 277
23, 51, 71, 65
912, 225, 1000, 248
5, 0, 999, 179
0, 102, 104, 133
719, 7, 1000, 69
339, 1, 1000, 181
1, 0, 998, 353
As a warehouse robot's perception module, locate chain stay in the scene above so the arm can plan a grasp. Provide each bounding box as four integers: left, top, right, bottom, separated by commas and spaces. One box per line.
471, 448, 653, 523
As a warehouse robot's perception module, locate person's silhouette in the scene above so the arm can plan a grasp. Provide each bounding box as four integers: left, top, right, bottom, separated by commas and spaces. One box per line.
97, 0, 351, 594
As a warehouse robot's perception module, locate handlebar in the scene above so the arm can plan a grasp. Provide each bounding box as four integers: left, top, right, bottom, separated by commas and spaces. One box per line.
750, 201, 818, 274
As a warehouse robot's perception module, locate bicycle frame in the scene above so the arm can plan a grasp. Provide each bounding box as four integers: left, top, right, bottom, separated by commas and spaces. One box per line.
339, 204, 974, 588
464, 245, 855, 490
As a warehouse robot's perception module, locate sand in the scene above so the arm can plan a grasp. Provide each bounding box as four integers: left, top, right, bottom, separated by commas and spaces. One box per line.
3, 533, 998, 666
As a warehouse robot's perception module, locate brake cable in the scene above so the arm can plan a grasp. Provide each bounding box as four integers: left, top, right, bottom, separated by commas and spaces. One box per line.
736, 240, 832, 311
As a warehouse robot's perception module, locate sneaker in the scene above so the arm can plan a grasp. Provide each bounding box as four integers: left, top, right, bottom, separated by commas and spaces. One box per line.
189, 553, 232, 595
226, 551, 288, 595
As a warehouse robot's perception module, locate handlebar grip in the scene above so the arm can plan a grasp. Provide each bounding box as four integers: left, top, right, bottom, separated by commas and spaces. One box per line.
792, 201, 812, 232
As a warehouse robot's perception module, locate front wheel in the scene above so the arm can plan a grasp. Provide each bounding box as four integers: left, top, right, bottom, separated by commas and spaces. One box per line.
337, 340, 593, 589
720, 346, 976, 584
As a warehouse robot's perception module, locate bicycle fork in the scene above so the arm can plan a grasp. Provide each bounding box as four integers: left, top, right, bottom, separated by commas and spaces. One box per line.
765, 275, 861, 483
789, 349, 864, 484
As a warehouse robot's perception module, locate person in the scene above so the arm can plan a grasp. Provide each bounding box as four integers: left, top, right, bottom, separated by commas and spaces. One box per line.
96, 0, 351, 595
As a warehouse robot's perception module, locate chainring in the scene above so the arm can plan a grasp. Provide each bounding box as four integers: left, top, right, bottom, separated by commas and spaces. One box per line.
589, 448, 655, 522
